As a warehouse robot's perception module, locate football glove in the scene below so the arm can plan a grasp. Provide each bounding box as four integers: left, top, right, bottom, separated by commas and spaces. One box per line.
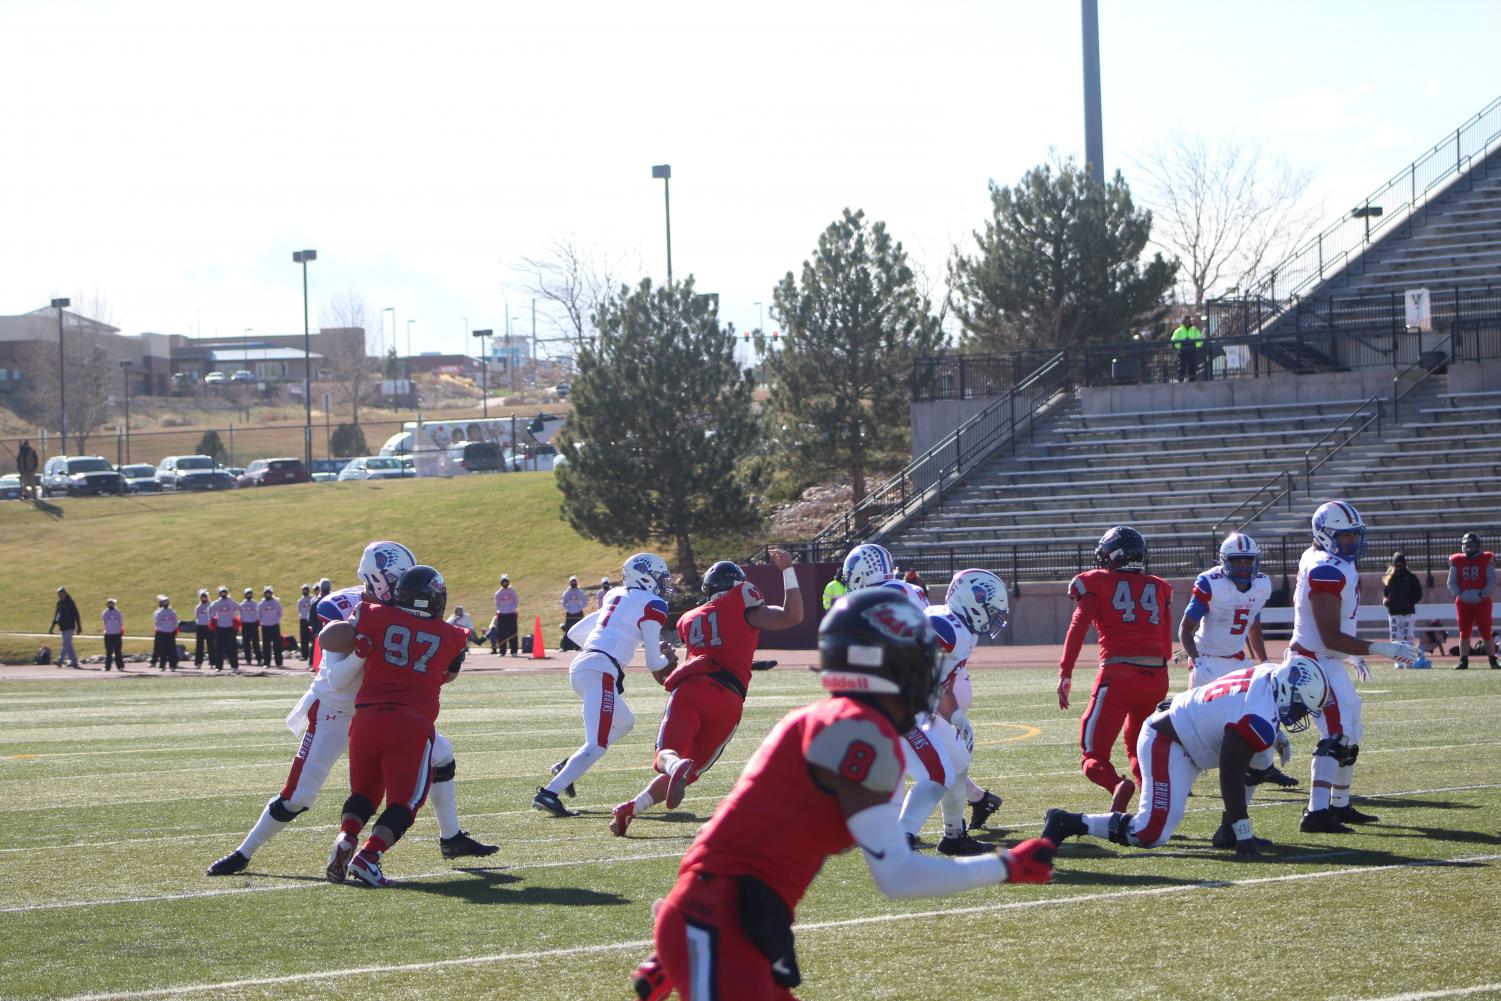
1274, 730, 1293, 768
1056, 676, 1072, 710
1170, 648, 1191, 668
1346, 656, 1371, 682
999, 837, 1055, 884
1370, 641, 1420, 665
950, 709, 975, 754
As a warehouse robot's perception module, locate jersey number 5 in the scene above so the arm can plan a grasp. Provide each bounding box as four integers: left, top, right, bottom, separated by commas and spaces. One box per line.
1111, 580, 1161, 625
383, 624, 442, 673
684, 611, 722, 649
1230, 608, 1249, 636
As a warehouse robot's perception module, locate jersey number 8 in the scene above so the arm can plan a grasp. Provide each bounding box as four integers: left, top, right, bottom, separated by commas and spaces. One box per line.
383, 624, 442, 673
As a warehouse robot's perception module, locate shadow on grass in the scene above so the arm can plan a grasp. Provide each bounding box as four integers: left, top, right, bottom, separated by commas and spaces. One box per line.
1366, 796, 1482, 812
1373, 824, 1501, 847
401, 867, 630, 907
28, 499, 64, 520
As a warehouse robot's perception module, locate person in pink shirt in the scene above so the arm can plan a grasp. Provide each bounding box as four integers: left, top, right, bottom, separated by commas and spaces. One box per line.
101, 598, 125, 673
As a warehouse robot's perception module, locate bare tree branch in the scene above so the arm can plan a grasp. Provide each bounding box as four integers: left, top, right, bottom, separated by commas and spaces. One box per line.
320, 288, 377, 427
515, 238, 636, 349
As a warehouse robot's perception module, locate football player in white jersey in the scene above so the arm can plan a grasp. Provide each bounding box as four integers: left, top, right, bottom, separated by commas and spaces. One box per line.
896, 569, 1011, 852
206, 541, 495, 876
1290, 501, 1419, 834
532, 552, 677, 817
1042, 657, 1329, 855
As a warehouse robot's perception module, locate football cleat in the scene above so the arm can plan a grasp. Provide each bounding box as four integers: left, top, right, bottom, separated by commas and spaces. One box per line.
1300, 808, 1355, 834
440, 830, 498, 859
532, 787, 577, 818
1110, 778, 1136, 813
609, 801, 635, 837
347, 852, 394, 888
549, 759, 576, 798
1455, 658, 1469, 671
205, 850, 249, 877
905, 832, 920, 851
1245, 765, 1300, 788
937, 829, 991, 857
326, 834, 356, 883
968, 790, 1003, 830
1334, 803, 1380, 824
664, 757, 695, 810
1041, 808, 1087, 846
632, 953, 673, 1001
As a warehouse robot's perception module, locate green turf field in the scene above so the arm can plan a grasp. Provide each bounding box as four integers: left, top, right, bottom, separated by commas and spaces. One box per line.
2, 666, 1498, 1000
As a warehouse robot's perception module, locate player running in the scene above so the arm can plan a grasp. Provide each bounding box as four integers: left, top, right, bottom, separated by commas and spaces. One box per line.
630, 588, 1056, 1001
1448, 532, 1497, 670
205, 541, 494, 877
1057, 526, 1175, 813
534, 552, 677, 817
1292, 501, 1419, 834
323, 565, 471, 887
609, 549, 804, 836
1041, 657, 1330, 856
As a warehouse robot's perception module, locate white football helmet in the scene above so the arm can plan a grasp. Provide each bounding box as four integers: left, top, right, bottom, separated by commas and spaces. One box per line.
945, 568, 1010, 639
357, 540, 416, 603
842, 544, 896, 591
1311, 500, 1366, 561
1271, 656, 1329, 733
622, 553, 673, 596
1218, 532, 1262, 583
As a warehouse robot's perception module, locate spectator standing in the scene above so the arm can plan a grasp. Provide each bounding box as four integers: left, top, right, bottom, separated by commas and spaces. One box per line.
595, 576, 611, 611
560, 575, 588, 651
903, 568, 929, 604
494, 575, 520, 656
822, 570, 848, 611
101, 598, 125, 672
17, 439, 39, 500
50, 586, 81, 668
258, 587, 284, 667
448, 605, 483, 645
240, 588, 262, 665
1381, 552, 1424, 653
152, 595, 179, 671
210, 586, 240, 672
1170, 315, 1204, 382
1448, 532, 1498, 670
296, 583, 314, 660
193, 589, 216, 668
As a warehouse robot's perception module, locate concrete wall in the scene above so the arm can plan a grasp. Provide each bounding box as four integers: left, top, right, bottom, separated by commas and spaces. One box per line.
1078, 368, 1414, 416
909, 397, 1002, 458
1445, 360, 1501, 395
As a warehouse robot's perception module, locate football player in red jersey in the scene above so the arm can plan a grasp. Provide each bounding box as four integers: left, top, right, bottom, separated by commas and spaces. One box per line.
629, 588, 1056, 1001
1448, 532, 1498, 670
322, 566, 472, 888
610, 548, 804, 837
1057, 526, 1175, 813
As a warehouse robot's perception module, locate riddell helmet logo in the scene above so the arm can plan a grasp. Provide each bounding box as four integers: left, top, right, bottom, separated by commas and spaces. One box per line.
862, 604, 919, 641
824, 674, 872, 690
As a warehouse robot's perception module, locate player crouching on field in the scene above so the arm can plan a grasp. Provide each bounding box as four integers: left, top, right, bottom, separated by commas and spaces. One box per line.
1041, 657, 1330, 857
630, 588, 1056, 1001
322, 566, 472, 888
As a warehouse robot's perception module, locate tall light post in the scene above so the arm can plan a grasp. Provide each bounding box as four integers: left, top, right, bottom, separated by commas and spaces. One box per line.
243, 327, 252, 374
292, 250, 317, 471
381, 307, 395, 359
651, 163, 673, 285
119, 360, 133, 464
51, 298, 69, 454
405, 318, 415, 384
472, 329, 492, 419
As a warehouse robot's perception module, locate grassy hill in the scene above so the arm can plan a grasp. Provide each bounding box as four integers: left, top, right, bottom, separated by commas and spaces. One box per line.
0, 474, 634, 662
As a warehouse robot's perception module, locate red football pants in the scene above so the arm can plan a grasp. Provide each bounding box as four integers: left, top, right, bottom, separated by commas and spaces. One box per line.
1078, 663, 1169, 792
348, 706, 435, 813
656, 674, 745, 782
1455, 600, 1494, 647
654, 871, 799, 1001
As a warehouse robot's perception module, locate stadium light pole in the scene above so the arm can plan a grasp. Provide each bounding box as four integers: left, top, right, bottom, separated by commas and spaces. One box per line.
651, 164, 672, 286
381, 306, 394, 358
50, 297, 71, 454
293, 250, 317, 471
119, 360, 133, 464
1352, 204, 1384, 243
405, 318, 415, 384
473, 329, 492, 419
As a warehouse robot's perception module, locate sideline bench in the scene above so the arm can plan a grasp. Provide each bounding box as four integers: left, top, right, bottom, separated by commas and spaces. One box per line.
1259, 602, 1496, 641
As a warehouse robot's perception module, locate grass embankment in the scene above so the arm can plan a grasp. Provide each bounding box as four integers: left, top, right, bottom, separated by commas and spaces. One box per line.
0, 474, 628, 662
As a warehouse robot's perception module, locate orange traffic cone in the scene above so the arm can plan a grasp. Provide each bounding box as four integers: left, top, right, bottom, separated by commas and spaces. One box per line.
530, 615, 546, 659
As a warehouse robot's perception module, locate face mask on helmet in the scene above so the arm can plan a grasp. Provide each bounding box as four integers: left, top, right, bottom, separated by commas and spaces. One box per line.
1462, 533, 1482, 558
623, 553, 673, 597
816, 589, 938, 728
842, 544, 895, 591
701, 560, 747, 597
359, 540, 417, 603
393, 566, 448, 621
1094, 526, 1147, 572
945, 569, 1010, 639
1274, 656, 1329, 733
1312, 502, 1366, 561
1218, 533, 1261, 583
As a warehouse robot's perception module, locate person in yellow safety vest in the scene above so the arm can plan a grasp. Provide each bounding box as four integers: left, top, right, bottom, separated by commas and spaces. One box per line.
822, 573, 848, 610
1170, 316, 1204, 382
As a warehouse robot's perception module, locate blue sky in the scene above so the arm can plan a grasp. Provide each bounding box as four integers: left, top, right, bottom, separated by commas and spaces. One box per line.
1, 0, 1496, 361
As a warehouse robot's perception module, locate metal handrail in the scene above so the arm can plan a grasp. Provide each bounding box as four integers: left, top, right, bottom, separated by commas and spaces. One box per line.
1240, 94, 1501, 314
1303, 396, 1384, 489
1391, 332, 1455, 423
1211, 470, 1296, 538
791, 351, 1070, 557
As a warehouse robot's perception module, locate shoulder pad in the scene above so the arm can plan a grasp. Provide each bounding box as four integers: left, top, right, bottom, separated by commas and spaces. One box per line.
925, 611, 958, 651
1068, 575, 1088, 598
1308, 563, 1346, 583
739, 581, 765, 607
805, 715, 903, 796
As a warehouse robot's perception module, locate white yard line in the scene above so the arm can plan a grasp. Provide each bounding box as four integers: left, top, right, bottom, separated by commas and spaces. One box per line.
1352, 985, 1501, 1001
46, 852, 1501, 1001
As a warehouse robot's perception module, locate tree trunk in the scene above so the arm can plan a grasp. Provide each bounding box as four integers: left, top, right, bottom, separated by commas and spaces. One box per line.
675, 531, 698, 591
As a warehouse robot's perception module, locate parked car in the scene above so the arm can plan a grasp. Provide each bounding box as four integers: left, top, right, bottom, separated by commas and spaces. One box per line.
0, 473, 21, 500
552, 381, 571, 399
312, 457, 353, 477
156, 454, 232, 491
238, 457, 310, 487
204, 371, 226, 385
117, 463, 161, 493
459, 440, 505, 473
41, 455, 126, 497
505, 443, 559, 472
230, 370, 254, 383
338, 455, 411, 481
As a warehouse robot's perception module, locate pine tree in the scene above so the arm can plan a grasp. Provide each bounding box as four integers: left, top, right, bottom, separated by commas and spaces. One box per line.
556, 277, 761, 585
764, 208, 944, 505
949, 157, 1178, 353
329, 423, 368, 458
195, 430, 227, 464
